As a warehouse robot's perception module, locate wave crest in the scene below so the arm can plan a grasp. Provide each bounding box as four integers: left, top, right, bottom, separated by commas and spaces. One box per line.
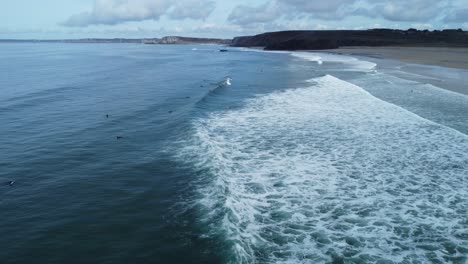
179, 75, 468, 263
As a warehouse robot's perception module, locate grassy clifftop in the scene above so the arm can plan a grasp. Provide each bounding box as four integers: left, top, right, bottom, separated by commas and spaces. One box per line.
232, 29, 468, 50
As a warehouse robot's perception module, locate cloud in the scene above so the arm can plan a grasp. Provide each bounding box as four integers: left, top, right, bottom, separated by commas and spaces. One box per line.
58, 0, 468, 37
411, 23, 434, 29
62, 0, 216, 27
373, 0, 444, 22
278, 0, 356, 13
444, 8, 468, 23
228, 0, 465, 26
228, 1, 281, 25
228, 0, 358, 25
169, 0, 216, 20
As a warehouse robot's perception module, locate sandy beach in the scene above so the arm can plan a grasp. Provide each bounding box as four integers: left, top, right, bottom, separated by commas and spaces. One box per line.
327, 47, 468, 70
320, 47, 468, 96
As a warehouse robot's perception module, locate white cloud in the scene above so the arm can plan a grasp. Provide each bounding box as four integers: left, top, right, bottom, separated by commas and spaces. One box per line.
278, 0, 357, 14
374, 0, 444, 22
62, 0, 216, 27
228, 1, 281, 25
48, 0, 468, 38
411, 23, 433, 29
168, 0, 216, 20
228, 0, 466, 26
227, 0, 359, 25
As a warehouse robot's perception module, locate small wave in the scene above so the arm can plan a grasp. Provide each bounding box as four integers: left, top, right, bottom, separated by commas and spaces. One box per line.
179, 75, 468, 263
225, 77, 232, 86
1, 86, 79, 111
292, 52, 377, 72
209, 76, 232, 91
191, 76, 234, 107
238, 48, 377, 72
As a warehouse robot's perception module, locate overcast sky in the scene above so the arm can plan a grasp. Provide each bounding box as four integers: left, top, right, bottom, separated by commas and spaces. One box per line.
1, 0, 467, 39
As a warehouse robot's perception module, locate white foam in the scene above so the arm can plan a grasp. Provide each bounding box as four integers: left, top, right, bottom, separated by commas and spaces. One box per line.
237, 48, 377, 72
225, 77, 232, 86
237, 47, 291, 55
179, 75, 468, 263
292, 52, 377, 72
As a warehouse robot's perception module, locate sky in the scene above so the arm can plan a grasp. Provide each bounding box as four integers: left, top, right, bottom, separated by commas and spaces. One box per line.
1, 0, 467, 39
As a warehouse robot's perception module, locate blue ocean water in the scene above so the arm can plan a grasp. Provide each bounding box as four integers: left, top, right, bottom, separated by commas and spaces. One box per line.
0, 43, 467, 264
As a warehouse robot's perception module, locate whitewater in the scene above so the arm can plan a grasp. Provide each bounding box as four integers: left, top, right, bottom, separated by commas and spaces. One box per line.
2, 43, 466, 264
178, 52, 468, 263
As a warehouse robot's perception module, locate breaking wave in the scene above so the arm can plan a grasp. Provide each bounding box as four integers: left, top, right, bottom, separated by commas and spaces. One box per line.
291, 52, 377, 72
178, 75, 468, 263
238, 48, 377, 72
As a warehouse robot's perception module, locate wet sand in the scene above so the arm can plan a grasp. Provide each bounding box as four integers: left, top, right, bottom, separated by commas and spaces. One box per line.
329, 47, 468, 70
323, 47, 468, 96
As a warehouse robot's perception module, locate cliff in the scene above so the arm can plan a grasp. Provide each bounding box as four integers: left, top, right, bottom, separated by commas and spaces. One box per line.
4, 29, 468, 50
232, 29, 468, 50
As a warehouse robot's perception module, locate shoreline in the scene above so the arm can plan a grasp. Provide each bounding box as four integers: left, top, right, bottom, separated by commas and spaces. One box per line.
316, 47, 468, 96
326, 46, 468, 70
241, 46, 468, 96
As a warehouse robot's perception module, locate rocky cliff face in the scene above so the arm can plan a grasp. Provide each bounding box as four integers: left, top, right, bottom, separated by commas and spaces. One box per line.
232, 29, 468, 50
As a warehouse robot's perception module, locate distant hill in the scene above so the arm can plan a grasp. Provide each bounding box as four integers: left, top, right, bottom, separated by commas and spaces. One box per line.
0, 38, 142, 43
231, 29, 468, 50
143, 36, 231, 45
3, 29, 468, 50
0, 37, 231, 45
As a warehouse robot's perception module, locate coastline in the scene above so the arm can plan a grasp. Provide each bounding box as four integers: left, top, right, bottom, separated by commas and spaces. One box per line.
326, 46, 468, 70
240, 46, 468, 96
319, 47, 468, 96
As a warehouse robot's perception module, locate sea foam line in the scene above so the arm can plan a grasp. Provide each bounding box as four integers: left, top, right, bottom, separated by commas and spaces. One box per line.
237, 47, 377, 72
179, 74, 468, 263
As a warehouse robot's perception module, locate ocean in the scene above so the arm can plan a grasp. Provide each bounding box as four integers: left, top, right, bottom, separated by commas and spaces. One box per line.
0, 43, 467, 264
